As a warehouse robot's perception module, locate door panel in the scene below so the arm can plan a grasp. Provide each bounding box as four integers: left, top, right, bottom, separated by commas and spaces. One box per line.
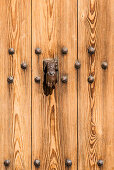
0, 0, 113, 170
32, 0, 77, 169
0, 0, 31, 169
78, 0, 114, 169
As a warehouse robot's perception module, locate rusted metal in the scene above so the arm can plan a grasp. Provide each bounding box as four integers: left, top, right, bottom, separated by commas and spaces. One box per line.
88, 75, 94, 84
35, 48, 41, 55
21, 62, 27, 70
7, 76, 13, 84
61, 47, 68, 54
88, 46, 95, 55
97, 160, 104, 167
34, 76, 41, 83
8, 48, 15, 55
4, 160, 10, 167
34, 160, 40, 167
101, 61, 108, 69
43, 59, 58, 96
75, 60, 81, 69
65, 159, 72, 167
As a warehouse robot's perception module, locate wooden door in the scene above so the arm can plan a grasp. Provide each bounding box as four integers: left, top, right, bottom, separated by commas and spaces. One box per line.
0, 0, 113, 170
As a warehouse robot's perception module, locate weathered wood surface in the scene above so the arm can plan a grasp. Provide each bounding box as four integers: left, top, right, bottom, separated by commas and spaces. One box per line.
32, 0, 77, 169
0, 0, 31, 169
78, 0, 114, 169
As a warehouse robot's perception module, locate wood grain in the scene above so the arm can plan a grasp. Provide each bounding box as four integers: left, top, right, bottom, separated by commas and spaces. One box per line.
32, 0, 77, 169
78, 0, 114, 169
0, 0, 31, 169
0, 0, 113, 169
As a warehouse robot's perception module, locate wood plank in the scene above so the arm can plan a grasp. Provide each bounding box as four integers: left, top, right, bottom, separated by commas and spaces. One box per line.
78, 0, 114, 169
58, 1, 77, 169
32, 0, 77, 169
0, 0, 31, 169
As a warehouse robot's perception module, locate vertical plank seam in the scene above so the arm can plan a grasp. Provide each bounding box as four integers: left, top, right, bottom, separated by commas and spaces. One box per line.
31, 0, 32, 169
77, 0, 79, 169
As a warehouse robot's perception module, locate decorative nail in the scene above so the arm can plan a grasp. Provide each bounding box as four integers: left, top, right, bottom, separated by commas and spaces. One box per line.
35, 48, 41, 55
21, 62, 27, 70
7, 76, 13, 84
75, 61, 81, 69
88, 75, 94, 84
88, 47, 95, 55
97, 160, 104, 167
34, 160, 40, 168
4, 160, 10, 167
101, 61, 108, 70
65, 159, 72, 167
62, 47, 68, 54
61, 76, 68, 83
8, 48, 15, 55
34, 77, 41, 83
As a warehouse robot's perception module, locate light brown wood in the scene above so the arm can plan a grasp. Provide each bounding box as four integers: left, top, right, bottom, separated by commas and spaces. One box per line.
0, 0, 31, 169
78, 0, 114, 169
0, 0, 113, 169
32, 0, 77, 169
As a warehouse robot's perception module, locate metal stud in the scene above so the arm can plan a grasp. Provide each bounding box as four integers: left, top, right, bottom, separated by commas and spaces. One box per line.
4, 160, 10, 167
21, 62, 27, 70
97, 160, 104, 167
34, 160, 40, 168
7, 76, 13, 84
35, 48, 42, 55
88, 75, 94, 84
65, 159, 72, 167
101, 61, 108, 70
61, 76, 68, 83
88, 47, 95, 55
75, 61, 81, 69
8, 48, 15, 55
34, 76, 41, 83
61, 47, 68, 54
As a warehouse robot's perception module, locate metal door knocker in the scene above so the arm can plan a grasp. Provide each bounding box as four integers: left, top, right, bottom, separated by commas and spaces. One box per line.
43, 59, 58, 96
